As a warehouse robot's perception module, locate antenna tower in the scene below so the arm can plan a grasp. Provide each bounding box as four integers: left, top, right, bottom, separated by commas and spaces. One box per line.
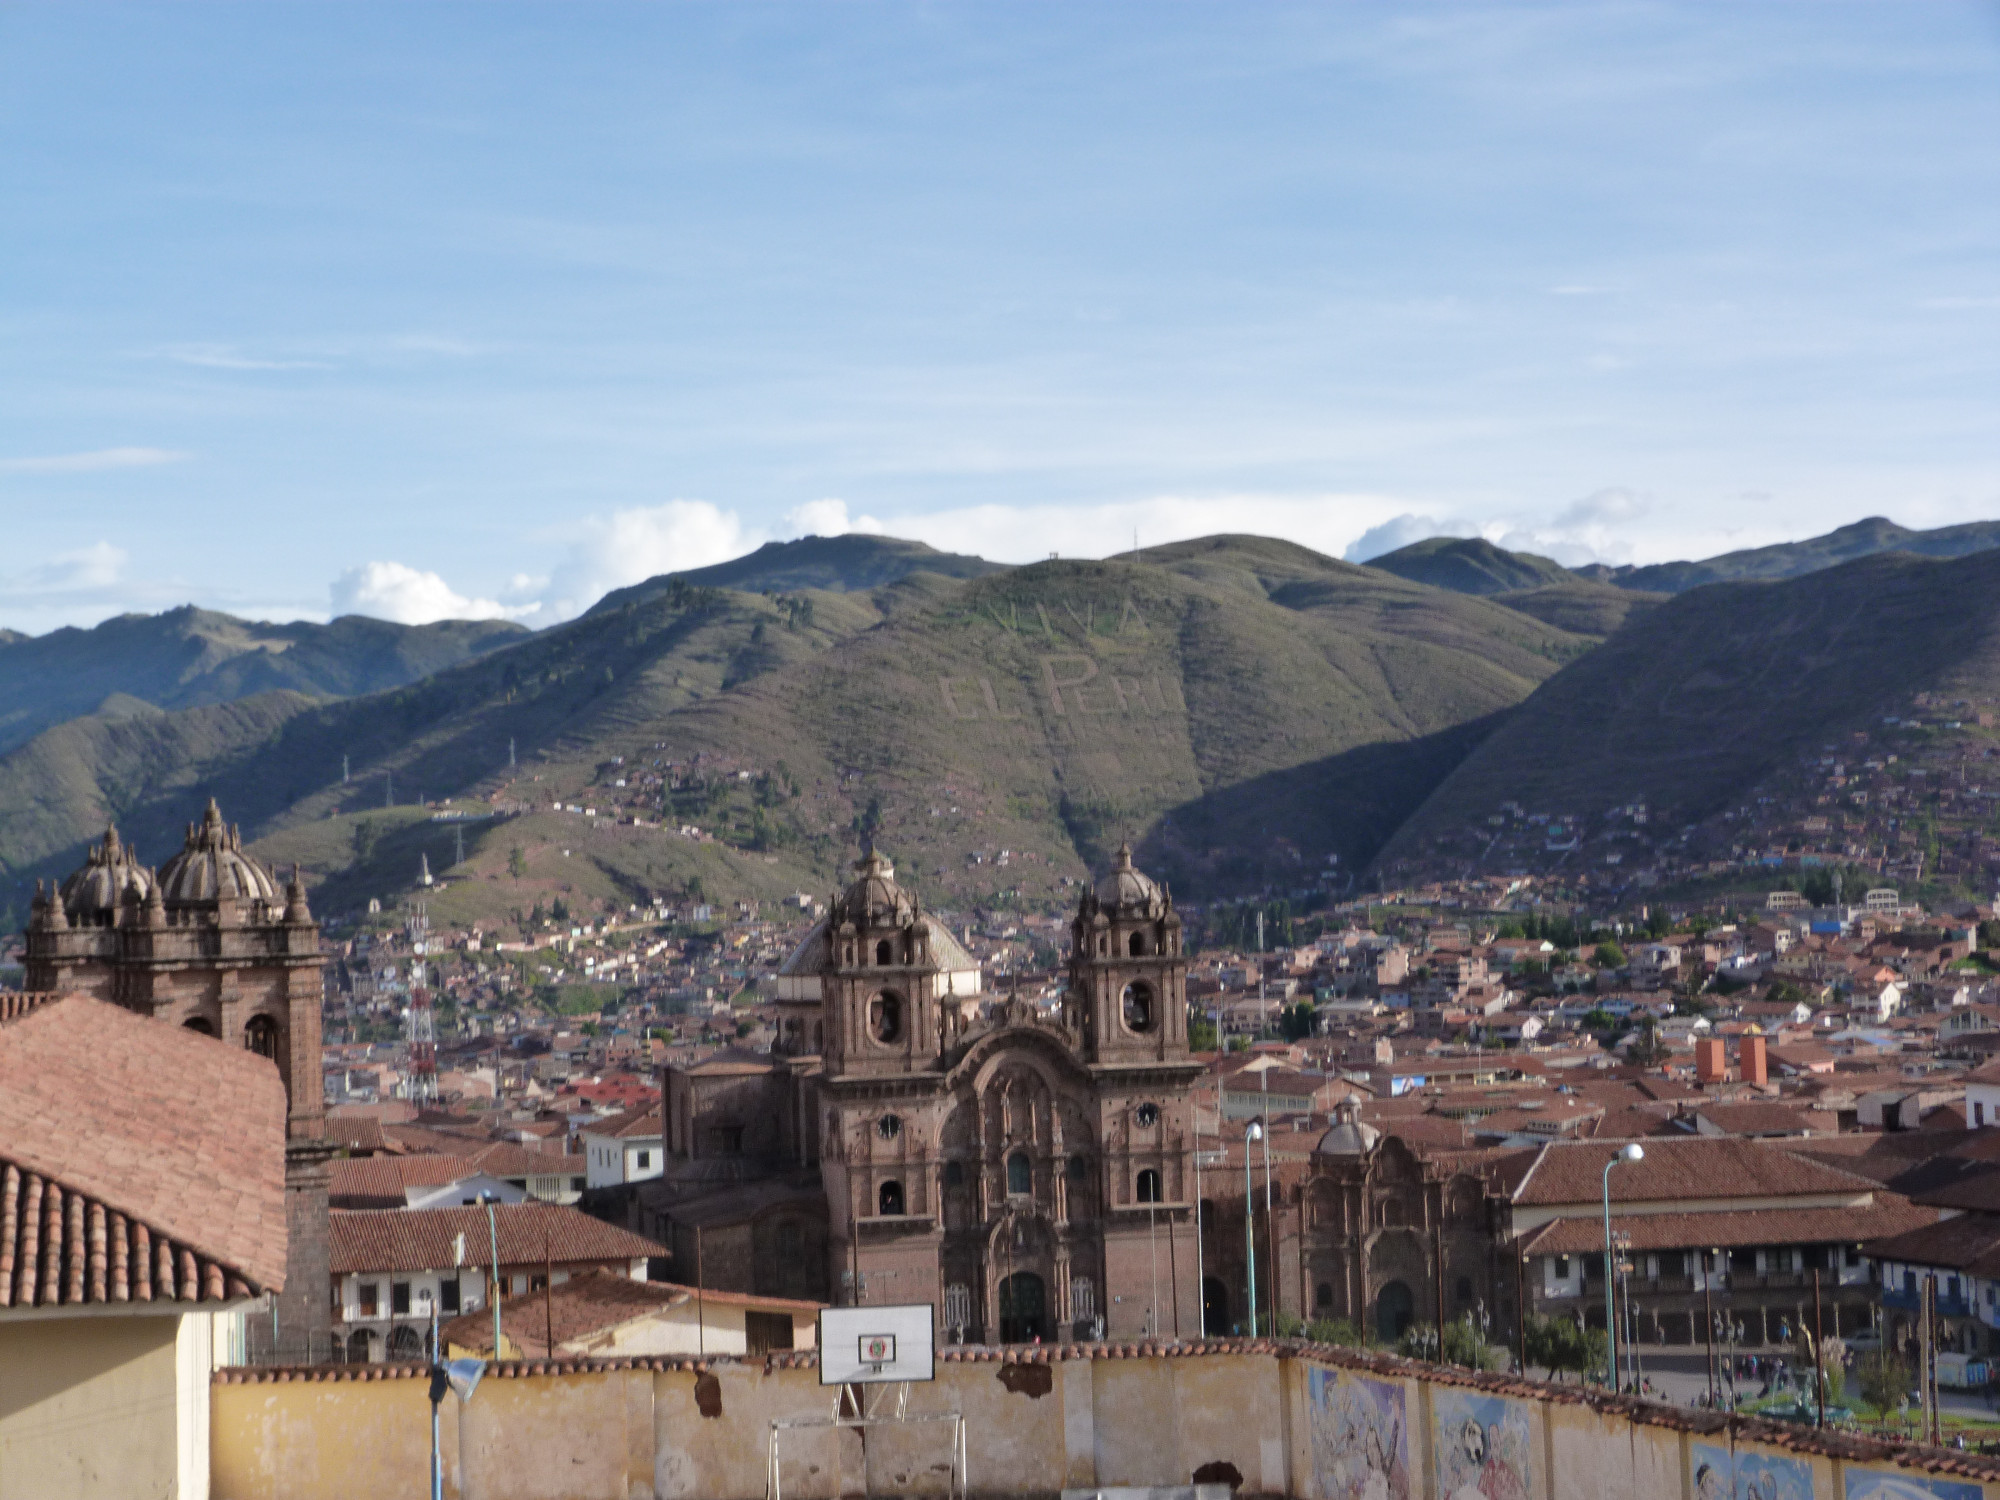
406, 905, 438, 1105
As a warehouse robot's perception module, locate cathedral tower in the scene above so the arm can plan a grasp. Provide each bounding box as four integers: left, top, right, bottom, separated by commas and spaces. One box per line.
1066, 842, 1188, 1066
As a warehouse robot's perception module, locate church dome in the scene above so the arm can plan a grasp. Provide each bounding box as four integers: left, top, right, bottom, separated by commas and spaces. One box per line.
59, 825, 151, 919
1315, 1100, 1381, 1157
1095, 842, 1164, 914
835, 848, 915, 928
156, 799, 282, 907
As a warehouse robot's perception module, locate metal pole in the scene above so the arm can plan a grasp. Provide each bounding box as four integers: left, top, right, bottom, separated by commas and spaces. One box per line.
697, 1227, 706, 1358
486, 1196, 502, 1360
1260, 1111, 1275, 1335
1515, 1245, 1528, 1373
1148, 1202, 1159, 1336
544, 1232, 555, 1358
1244, 1125, 1259, 1338
1703, 1267, 1716, 1406
1813, 1268, 1826, 1428
431, 1303, 443, 1500
1602, 1158, 1619, 1387
1194, 1117, 1206, 1337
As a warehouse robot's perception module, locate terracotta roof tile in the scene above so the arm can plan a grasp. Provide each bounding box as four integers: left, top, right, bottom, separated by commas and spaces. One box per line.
0, 994, 287, 1302
1513, 1137, 1882, 1206
329, 1202, 663, 1274
1521, 1195, 1937, 1255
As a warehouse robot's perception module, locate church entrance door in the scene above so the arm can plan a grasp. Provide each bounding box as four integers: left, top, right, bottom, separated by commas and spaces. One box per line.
1375, 1280, 1414, 1343
1202, 1277, 1229, 1336
999, 1272, 1047, 1344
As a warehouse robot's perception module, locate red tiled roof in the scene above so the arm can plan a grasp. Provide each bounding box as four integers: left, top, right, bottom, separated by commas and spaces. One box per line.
1862, 1213, 2000, 1274
0, 994, 287, 1305
581, 1107, 663, 1141
1520, 1195, 1936, 1255
1512, 1137, 1882, 1206
330, 1203, 663, 1274
330, 1154, 486, 1207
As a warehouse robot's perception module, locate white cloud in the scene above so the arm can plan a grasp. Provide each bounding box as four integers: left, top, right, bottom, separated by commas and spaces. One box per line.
154, 344, 331, 371
0, 447, 190, 474
780, 498, 885, 538
878, 492, 1419, 567
1343, 513, 1474, 562
535, 500, 754, 618
329, 561, 527, 626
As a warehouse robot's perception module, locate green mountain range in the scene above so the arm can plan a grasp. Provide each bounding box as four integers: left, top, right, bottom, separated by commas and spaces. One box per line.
1378, 547, 2000, 865
1583, 516, 2000, 594
11, 519, 2000, 926
1365, 536, 1573, 595
0, 536, 1588, 923
0, 606, 525, 756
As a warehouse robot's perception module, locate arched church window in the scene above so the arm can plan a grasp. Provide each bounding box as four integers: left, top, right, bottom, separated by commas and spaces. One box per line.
878, 1180, 905, 1215
944, 1160, 965, 1187
182, 1016, 216, 1037
1135, 1102, 1159, 1128
877, 1114, 902, 1140
1129, 931, 1147, 957
1066, 1153, 1087, 1182
1006, 1151, 1031, 1196
868, 991, 903, 1044
1120, 982, 1155, 1033
1316, 1282, 1334, 1310
875, 938, 893, 965
1136, 1169, 1161, 1203
244, 1015, 278, 1058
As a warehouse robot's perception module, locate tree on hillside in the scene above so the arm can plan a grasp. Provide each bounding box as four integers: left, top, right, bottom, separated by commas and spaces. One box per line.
352, 819, 378, 865
508, 846, 527, 880
1593, 941, 1627, 969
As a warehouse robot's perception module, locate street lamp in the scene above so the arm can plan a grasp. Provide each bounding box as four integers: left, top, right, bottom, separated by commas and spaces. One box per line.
480, 1192, 503, 1360
1603, 1143, 1643, 1389
1245, 1121, 1264, 1337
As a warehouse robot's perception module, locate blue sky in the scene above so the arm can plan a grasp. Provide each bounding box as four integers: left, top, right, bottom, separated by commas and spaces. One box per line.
4, 2, 2000, 631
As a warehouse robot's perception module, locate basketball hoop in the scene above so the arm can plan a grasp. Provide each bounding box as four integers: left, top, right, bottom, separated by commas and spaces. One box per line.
766, 1304, 966, 1500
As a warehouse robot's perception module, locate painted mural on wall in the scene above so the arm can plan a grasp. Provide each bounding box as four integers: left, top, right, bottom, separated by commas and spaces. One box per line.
1307, 1366, 1410, 1500
1432, 1388, 1533, 1500
1845, 1472, 1982, 1500
1691, 1443, 1813, 1500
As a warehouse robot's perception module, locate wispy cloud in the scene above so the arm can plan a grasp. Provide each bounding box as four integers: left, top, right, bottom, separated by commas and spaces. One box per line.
155, 344, 333, 371
0, 447, 190, 474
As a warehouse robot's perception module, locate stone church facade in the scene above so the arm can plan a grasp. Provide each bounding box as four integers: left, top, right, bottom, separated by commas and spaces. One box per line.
23, 801, 334, 1359
655, 845, 1204, 1341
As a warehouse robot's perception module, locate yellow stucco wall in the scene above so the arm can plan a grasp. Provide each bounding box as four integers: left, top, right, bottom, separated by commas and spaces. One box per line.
0, 1312, 190, 1500
210, 1350, 2000, 1500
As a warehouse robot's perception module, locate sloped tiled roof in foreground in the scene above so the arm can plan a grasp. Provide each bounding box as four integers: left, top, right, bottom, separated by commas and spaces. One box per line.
0, 993, 289, 1307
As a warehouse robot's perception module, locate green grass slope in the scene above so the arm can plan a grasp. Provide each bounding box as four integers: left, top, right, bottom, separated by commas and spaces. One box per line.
1379, 549, 2000, 864
1365, 537, 1573, 595
0, 606, 527, 755
585, 533, 1002, 616
1489, 580, 1666, 639
1604, 517, 2000, 594
2, 535, 1597, 923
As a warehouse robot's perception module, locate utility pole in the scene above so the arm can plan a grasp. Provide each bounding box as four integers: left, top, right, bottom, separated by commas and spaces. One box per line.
342, 753, 350, 784
509, 737, 516, 770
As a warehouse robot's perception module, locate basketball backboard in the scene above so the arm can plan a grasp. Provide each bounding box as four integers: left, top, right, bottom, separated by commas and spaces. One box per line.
817, 1303, 935, 1385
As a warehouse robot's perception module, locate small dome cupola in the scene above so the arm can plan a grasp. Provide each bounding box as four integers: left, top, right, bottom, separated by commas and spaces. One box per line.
59, 824, 152, 923
1094, 841, 1165, 917
1315, 1097, 1381, 1157
836, 846, 915, 929
156, 798, 283, 908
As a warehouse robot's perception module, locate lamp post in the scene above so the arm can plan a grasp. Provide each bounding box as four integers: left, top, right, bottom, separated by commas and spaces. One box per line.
1245, 1121, 1264, 1337
1602, 1143, 1643, 1389
481, 1192, 502, 1360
